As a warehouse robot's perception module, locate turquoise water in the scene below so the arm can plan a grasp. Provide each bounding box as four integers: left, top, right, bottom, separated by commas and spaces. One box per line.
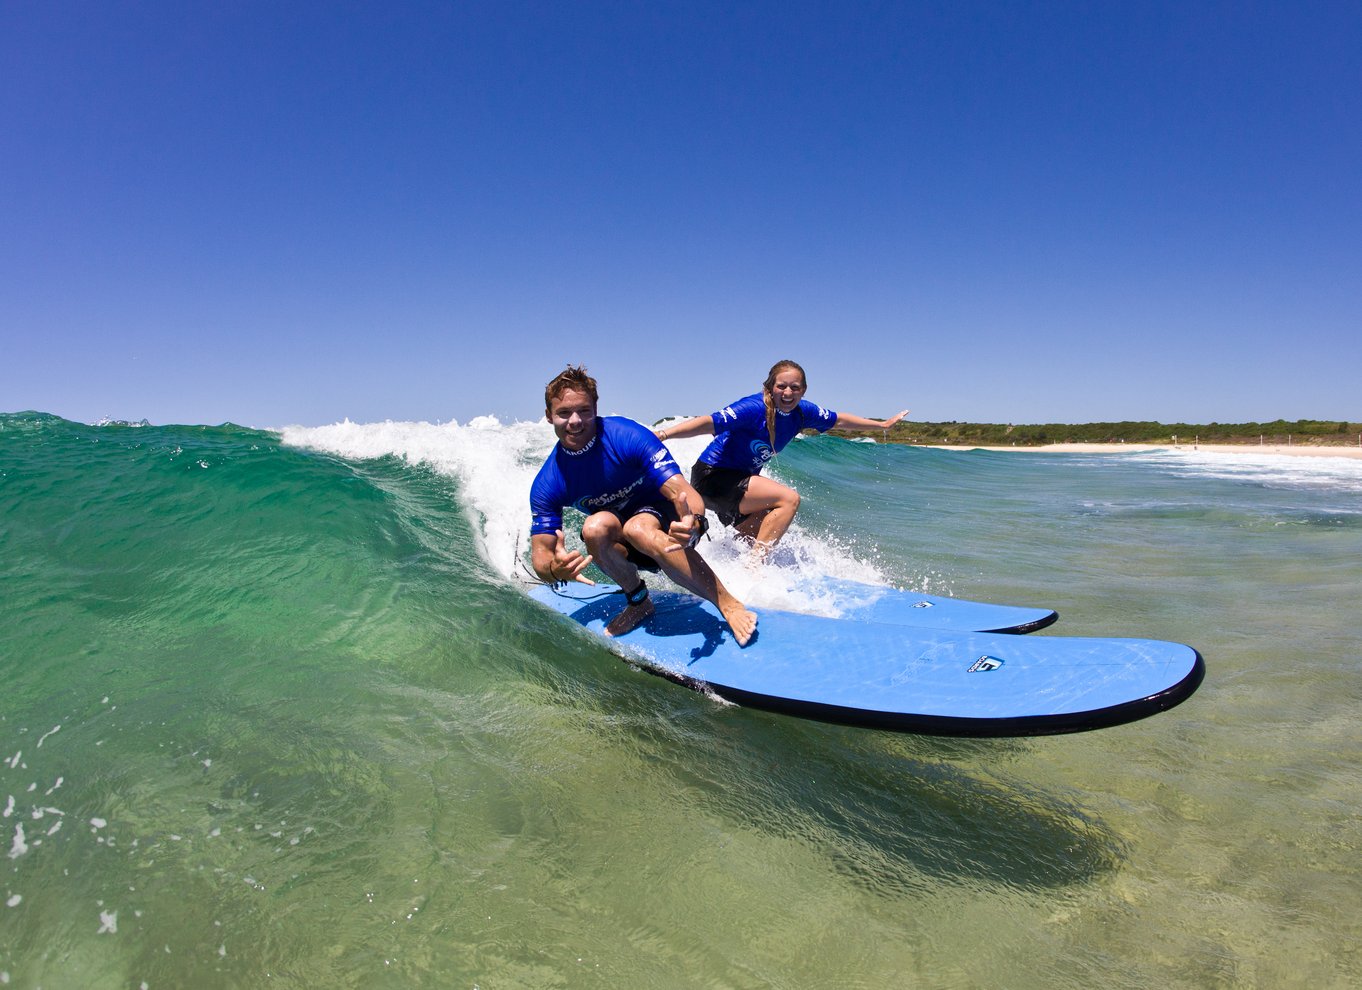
3, 411, 1360, 988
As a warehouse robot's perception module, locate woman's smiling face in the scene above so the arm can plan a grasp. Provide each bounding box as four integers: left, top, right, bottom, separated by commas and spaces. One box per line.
770, 369, 806, 412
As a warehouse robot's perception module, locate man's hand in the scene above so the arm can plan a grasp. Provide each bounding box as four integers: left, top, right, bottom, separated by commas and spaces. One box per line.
545, 529, 595, 584
665, 492, 705, 552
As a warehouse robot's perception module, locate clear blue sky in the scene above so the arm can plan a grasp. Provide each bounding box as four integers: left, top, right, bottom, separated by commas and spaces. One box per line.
3, 2, 1359, 428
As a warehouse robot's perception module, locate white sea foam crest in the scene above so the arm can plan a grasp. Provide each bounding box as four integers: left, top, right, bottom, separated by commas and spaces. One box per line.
282, 416, 892, 615
1142, 448, 1362, 495
281, 416, 552, 579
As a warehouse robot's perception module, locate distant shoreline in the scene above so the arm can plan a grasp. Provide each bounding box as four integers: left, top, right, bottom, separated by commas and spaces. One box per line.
917, 441, 1362, 459
834, 418, 1362, 452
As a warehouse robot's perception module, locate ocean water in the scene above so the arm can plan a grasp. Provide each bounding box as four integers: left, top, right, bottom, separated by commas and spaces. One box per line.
2, 411, 1360, 989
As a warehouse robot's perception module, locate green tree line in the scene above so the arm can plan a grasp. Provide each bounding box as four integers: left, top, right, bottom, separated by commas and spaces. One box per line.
838, 419, 1362, 446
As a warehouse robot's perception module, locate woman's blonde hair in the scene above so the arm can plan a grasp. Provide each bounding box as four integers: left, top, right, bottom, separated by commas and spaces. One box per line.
761, 360, 807, 447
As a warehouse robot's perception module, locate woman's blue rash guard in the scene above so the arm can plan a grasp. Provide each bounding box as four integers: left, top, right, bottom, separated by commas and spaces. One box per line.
530, 416, 682, 536
696, 394, 838, 475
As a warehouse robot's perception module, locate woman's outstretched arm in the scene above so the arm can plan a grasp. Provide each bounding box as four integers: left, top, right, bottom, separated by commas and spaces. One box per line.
831, 409, 909, 431
655, 415, 716, 442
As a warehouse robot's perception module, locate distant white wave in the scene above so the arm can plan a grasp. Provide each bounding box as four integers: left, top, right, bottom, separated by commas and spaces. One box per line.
1140, 449, 1362, 495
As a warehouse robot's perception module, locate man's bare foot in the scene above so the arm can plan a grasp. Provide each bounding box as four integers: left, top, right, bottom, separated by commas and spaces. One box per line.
604, 596, 654, 637
717, 597, 758, 647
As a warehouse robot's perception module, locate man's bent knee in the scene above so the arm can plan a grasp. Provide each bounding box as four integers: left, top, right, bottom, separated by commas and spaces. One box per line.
621, 516, 665, 557
581, 513, 622, 548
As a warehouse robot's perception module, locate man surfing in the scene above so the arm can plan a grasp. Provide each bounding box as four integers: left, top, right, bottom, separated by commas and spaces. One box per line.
529, 365, 757, 646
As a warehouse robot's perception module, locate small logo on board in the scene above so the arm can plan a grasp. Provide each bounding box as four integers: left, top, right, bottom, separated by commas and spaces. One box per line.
910, 601, 934, 609
968, 655, 1004, 673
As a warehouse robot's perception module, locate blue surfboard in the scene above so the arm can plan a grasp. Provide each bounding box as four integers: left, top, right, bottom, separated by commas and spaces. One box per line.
526, 582, 1204, 737
752, 546, 1056, 633
812, 576, 1057, 633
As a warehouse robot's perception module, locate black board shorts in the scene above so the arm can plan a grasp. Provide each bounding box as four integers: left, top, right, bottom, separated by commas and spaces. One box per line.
690, 462, 753, 528
584, 501, 680, 573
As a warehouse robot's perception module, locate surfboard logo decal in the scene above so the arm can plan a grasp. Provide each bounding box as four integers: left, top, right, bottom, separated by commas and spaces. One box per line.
968, 655, 1003, 672
911, 601, 933, 609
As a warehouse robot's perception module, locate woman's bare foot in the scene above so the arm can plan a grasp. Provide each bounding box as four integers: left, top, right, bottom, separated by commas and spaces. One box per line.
604, 596, 655, 637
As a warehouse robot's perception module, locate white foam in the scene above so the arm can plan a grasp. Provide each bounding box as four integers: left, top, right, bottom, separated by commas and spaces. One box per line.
7, 824, 27, 860
283, 416, 554, 579
1142, 449, 1362, 495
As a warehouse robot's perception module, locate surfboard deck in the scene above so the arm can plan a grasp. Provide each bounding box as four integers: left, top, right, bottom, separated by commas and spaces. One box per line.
812, 576, 1057, 633
526, 582, 1204, 737
754, 546, 1057, 633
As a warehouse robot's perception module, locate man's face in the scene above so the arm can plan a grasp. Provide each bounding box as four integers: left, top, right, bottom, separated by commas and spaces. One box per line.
546, 387, 597, 452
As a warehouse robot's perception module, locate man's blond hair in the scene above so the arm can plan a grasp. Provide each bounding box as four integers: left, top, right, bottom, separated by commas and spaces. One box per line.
544, 364, 599, 413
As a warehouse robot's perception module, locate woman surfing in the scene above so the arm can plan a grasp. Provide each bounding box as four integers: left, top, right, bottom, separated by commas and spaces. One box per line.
656, 360, 907, 561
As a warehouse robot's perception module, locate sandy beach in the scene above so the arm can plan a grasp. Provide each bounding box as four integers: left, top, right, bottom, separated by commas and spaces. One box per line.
927, 441, 1362, 459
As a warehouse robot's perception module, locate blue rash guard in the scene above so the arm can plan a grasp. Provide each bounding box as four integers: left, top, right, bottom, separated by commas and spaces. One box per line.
696, 394, 838, 475
530, 416, 681, 536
